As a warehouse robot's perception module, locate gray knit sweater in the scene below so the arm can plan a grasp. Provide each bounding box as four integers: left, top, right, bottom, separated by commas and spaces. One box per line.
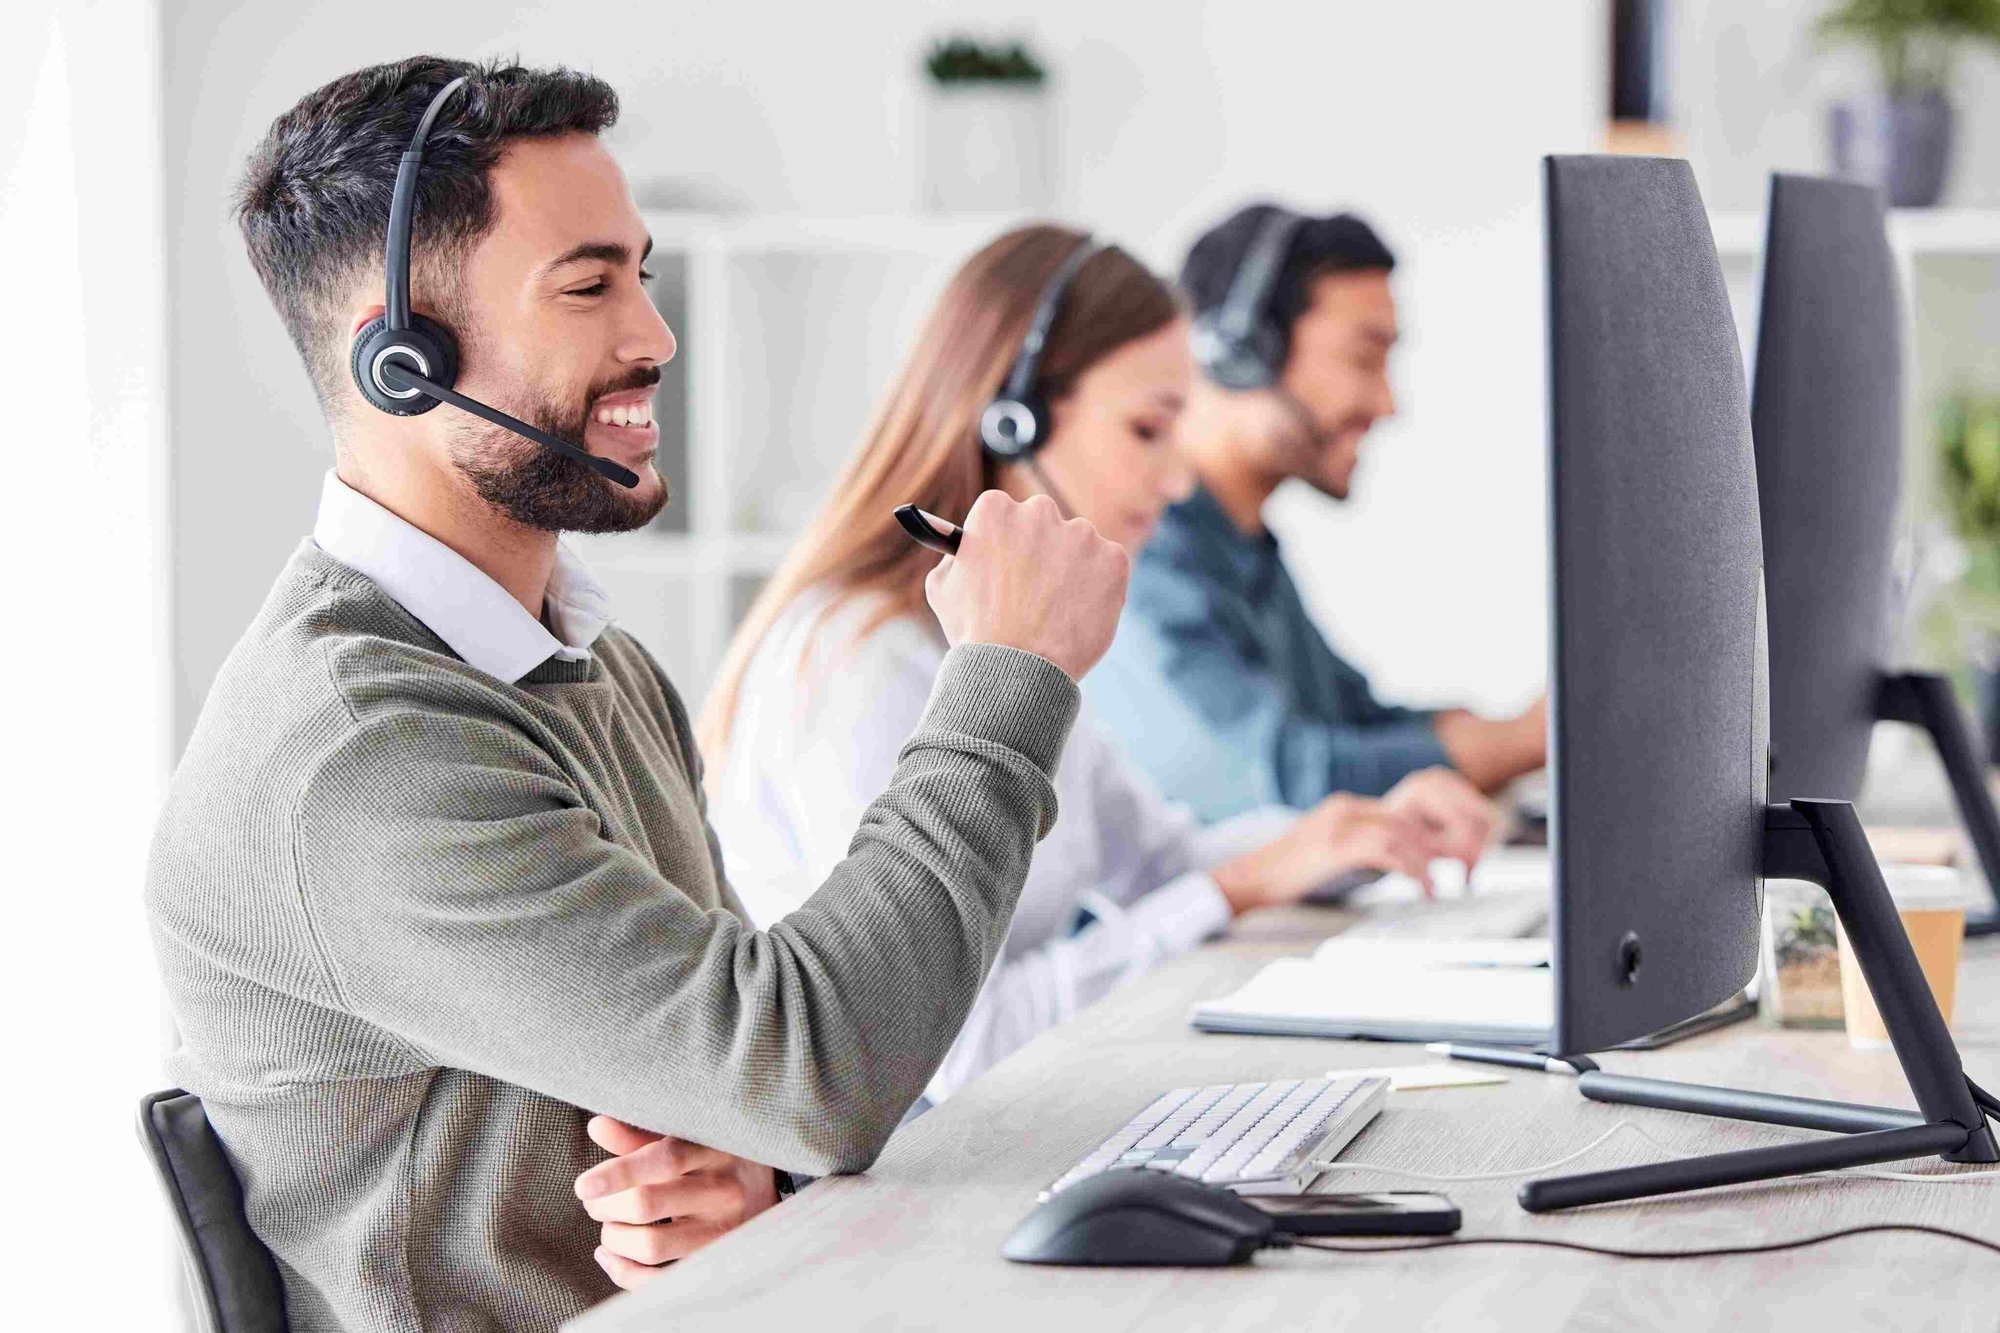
146, 541, 1079, 1332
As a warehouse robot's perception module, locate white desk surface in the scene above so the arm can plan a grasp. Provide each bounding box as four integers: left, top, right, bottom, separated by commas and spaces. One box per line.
571, 904, 2000, 1332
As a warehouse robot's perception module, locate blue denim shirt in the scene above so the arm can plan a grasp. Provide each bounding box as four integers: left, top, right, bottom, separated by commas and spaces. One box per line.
1089, 484, 1451, 820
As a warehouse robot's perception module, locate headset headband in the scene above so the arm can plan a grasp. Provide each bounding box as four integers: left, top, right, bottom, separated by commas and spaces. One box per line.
385, 76, 470, 333
1004, 237, 1101, 401
1213, 208, 1303, 339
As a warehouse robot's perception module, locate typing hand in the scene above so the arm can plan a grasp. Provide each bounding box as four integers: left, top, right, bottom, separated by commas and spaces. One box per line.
1211, 794, 1444, 912
573, 1115, 780, 1289
1383, 767, 1498, 874
924, 490, 1130, 682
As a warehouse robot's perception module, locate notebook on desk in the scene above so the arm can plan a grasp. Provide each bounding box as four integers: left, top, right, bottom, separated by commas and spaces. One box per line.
1190, 928, 1755, 1048
1190, 936, 1555, 1044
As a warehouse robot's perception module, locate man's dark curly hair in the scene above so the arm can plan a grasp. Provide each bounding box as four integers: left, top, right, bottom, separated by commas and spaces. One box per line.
235, 55, 618, 406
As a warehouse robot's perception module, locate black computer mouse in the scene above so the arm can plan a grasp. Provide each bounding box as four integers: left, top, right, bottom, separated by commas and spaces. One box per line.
1001, 1170, 1277, 1266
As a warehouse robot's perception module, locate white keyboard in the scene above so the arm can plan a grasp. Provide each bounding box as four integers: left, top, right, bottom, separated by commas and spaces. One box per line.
1044, 1075, 1389, 1198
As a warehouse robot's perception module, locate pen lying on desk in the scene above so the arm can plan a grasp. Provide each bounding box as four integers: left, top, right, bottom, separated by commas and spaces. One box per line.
894, 504, 962, 554
1425, 1042, 1597, 1076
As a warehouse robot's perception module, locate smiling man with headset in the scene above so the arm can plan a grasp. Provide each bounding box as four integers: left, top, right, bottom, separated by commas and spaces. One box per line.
145, 56, 1128, 1330
1088, 203, 1547, 820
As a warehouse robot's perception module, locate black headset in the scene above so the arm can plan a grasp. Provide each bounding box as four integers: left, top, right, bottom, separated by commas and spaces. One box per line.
976, 235, 1101, 514
980, 236, 1101, 462
348, 75, 641, 489
1189, 207, 1305, 391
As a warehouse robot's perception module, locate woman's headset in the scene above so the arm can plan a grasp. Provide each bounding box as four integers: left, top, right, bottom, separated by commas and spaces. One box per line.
348, 75, 640, 489
976, 236, 1103, 513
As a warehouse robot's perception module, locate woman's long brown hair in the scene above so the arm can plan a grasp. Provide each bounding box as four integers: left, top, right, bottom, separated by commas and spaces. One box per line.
697, 223, 1180, 762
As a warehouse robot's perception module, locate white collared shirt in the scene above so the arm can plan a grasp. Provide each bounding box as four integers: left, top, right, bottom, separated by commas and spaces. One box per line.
311, 471, 613, 683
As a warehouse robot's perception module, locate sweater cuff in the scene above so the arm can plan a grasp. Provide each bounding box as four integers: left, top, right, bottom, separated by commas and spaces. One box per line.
920, 643, 1080, 779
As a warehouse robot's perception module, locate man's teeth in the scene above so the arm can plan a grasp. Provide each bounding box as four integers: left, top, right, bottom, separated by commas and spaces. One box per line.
593, 402, 653, 428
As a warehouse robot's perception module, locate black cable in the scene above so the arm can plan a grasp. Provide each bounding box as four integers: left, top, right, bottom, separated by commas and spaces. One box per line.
1021, 457, 1078, 521
1283, 1223, 2000, 1261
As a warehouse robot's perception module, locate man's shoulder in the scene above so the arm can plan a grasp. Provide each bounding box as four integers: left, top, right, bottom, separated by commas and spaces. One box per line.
182, 543, 527, 776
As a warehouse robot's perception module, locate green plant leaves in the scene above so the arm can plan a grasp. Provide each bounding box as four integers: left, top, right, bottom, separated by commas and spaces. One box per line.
924, 38, 1047, 85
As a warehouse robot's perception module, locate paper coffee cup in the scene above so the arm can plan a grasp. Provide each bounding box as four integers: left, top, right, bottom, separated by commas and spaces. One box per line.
1835, 864, 1971, 1051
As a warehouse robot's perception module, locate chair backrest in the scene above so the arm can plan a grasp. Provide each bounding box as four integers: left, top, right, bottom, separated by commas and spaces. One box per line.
137, 1089, 288, 1333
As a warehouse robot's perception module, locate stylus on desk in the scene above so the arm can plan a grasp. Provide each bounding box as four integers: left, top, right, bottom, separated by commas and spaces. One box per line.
1425, 1043, 1597, 1076
894, 504, 961, 555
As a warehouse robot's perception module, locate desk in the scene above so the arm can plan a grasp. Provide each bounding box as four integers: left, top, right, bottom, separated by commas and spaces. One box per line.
572, 907, 2000, 1332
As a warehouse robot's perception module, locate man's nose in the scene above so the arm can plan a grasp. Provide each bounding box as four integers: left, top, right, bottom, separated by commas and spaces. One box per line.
622, 287, 676, 366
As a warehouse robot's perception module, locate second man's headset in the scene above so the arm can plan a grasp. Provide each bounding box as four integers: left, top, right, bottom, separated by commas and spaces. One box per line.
1189, 206, 1303, 389
349, 75, 642, 489
977, 235, 1104, 515
1188, 206, 1326, 452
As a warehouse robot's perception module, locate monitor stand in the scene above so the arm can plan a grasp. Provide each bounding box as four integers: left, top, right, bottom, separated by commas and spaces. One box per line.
1518, 798, 1998, 1213
1877, 671, 2000, 937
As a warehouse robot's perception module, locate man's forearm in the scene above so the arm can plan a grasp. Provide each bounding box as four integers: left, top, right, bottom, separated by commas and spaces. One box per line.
1431, 708, 1543, 793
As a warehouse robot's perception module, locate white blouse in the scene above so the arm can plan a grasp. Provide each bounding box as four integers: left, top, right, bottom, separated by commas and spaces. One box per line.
708, 587, 1297, 1105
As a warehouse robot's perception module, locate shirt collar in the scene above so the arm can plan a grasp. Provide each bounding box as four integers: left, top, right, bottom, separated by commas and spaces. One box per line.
312, 471, 613, 683
1173, 482, 1283, 587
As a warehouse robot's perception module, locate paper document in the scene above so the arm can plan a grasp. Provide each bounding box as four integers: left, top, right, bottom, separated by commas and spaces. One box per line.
1190, 947, 1555, 1045
1327, 1063, 1510, 1090
1310, 936, 1549, 971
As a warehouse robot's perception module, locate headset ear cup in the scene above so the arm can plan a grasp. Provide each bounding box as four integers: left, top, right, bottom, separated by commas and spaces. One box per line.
1192, 312, 1286, 392
350, 314, 461, 416
979, 391, 1051, 463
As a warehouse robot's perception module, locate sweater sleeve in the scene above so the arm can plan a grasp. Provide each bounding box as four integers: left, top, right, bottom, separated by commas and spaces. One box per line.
295, 644, 1075, 1178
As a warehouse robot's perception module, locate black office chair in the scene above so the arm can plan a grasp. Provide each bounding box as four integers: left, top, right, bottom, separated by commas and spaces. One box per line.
137, 1089, 289, 1333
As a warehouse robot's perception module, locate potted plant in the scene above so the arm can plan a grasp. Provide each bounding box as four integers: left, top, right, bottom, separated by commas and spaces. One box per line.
1819, 0, 2000, 206
918, 37, 1051, 213
1923, 392, 2000, 757
1761, 884, 1846, 1026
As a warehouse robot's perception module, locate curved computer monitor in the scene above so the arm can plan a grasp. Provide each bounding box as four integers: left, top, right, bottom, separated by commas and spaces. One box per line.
1544, 155, 1769, 1055
1753, 173, 1901, 803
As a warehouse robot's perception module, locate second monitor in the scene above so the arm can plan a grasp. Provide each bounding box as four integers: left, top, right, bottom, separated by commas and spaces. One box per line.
1754, 170, 2000, 935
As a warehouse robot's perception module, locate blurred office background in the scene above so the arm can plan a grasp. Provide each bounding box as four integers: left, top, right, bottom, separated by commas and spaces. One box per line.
11, 0, 2000, 1324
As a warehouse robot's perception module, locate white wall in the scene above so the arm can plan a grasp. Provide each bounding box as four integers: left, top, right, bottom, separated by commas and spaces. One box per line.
3, 0, 177, 1324
165, 1, 1603, 741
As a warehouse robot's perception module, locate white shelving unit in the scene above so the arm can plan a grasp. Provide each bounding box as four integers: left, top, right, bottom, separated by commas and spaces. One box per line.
1709, 205, 2000, 604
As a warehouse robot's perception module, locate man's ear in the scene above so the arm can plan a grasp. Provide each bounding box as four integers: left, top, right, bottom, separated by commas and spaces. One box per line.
351, 303, 387, 336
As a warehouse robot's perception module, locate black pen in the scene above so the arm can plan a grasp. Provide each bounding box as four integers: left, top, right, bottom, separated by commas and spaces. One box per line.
894, 504, 962, 555
1425, 1042, 1596, 1076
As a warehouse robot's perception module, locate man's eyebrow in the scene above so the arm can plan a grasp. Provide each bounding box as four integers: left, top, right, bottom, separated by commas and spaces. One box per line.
540, 235, 655, 275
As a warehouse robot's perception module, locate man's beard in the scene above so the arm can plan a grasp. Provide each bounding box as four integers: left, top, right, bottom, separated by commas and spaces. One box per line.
448, 368, 669, 534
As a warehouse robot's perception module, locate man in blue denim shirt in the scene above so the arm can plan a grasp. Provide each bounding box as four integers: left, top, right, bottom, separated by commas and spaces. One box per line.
1091, 204, 1545, 821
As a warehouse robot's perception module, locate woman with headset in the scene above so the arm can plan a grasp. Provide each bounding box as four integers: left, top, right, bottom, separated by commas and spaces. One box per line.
697, 225, 1496, 1106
